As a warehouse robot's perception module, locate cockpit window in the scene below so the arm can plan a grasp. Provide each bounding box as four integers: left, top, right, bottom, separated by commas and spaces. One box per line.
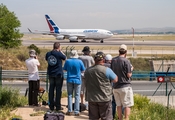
107, 32, 112, 34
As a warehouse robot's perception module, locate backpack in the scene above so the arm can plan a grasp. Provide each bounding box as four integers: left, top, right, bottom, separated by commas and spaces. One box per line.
44, 112, 64, 120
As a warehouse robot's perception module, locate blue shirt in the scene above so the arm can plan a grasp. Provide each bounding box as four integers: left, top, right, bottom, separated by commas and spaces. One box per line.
63, 58, 85, 84
106, 67, 117, 81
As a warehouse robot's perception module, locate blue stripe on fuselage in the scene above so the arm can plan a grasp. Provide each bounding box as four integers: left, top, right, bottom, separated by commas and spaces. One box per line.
83, 30, 98, 33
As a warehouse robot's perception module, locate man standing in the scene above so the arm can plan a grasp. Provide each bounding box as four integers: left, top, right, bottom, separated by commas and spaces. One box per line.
104, 54, 116, 119
25, 49, 40, 106
63, 50, 85, 116
85, 52, 118, 120
111, 44, 134, 120
78, 46, 94, 104
45, 42, 66, 111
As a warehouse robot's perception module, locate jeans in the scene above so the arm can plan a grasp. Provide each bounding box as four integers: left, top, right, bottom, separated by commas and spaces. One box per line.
49, 75, 63, 110
67, 82, 81, 114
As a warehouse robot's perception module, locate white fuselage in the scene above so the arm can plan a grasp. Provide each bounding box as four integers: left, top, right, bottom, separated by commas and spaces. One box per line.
58, 29, 113, 40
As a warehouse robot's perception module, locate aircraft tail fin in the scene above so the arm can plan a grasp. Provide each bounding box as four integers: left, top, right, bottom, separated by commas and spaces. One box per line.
45, 14, 60, 33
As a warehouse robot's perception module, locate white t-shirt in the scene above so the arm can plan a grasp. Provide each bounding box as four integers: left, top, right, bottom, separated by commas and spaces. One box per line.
25, 57, 40, 81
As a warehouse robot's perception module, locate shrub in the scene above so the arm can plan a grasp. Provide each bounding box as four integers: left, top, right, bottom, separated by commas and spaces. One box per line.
129, 94, 175, 120
0, 87, 27, 119
0, 87, 27, 108
27, 44, 41, 55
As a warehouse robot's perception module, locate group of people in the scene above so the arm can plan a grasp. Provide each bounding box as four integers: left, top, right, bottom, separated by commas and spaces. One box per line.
25, 42, 134, 120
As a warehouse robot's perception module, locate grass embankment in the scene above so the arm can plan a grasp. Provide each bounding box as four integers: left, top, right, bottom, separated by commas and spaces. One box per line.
1, 46, 175, 71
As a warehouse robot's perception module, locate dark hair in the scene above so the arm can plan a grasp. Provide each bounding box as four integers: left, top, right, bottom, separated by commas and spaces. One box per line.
53, 42, 60, 49
119, 49, 127, 55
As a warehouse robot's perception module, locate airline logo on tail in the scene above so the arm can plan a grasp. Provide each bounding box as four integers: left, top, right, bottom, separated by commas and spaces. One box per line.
45, 15, 59, 34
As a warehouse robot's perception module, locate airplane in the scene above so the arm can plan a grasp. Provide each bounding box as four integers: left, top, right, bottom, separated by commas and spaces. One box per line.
28, 14, 113, 43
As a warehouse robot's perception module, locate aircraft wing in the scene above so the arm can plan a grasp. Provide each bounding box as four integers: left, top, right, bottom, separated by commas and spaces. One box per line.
28, 28, 85, 38
27, 28, 53, 35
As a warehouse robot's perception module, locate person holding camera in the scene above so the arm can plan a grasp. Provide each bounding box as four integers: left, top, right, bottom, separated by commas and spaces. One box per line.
45, 42, 66, 111
25, 49, 40, 106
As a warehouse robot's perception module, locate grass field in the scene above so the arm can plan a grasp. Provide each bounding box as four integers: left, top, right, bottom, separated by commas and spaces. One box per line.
115, 34, 175, 41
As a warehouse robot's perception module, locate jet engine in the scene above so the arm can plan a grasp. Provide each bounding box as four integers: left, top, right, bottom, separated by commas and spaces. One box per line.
69, 36, 78, 41
56, 36, 65, 40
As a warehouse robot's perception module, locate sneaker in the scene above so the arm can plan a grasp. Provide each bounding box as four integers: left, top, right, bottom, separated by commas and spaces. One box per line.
65, 112, 74, 116
55, 110, 65, 114
74, 113, 80, 116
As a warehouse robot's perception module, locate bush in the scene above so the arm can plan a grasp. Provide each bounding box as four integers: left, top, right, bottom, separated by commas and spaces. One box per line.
0, 87, 27, 108
129, 94, 175, 120
0, 87, 27, 119
27, 44, 41, 55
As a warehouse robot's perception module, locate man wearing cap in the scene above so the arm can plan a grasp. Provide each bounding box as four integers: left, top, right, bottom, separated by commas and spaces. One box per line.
104, 54, 117, 119
78, 46, 94, 104
104, 54, 113, 68
63, 50, 85, 116
111, 44, 134, 120
45, 42, 66, 111
25, 49, 40, 106
84, 52, 118, 120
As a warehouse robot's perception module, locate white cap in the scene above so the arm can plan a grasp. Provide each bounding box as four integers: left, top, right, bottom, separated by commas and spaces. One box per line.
29, 49, 36, 57
105, 54, 112, 60
119, 44, 127, 51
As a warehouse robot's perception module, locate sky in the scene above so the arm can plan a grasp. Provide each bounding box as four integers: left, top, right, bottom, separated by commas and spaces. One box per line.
1, 0, 175, 32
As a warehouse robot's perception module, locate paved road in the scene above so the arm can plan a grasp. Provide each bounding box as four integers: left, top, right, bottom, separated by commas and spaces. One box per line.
2, 80, 175, 96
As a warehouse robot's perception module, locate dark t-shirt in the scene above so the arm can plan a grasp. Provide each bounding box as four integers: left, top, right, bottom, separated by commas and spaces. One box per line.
45, 50, 66, 76
111, 56, 132, 89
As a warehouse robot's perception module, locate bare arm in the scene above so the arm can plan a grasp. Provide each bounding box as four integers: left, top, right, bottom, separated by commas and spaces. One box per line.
127, 73, 132, 78
112, 76, 118, 83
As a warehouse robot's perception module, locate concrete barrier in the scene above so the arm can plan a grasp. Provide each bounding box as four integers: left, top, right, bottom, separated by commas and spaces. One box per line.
147, 96, 175, 107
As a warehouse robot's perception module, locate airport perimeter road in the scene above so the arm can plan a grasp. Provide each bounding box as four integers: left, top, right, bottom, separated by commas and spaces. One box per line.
2, 80, 175, 96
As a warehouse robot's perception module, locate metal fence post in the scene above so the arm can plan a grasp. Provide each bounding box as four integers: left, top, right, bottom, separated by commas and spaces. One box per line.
46, 74, 49, 92
0, 66, 2, 86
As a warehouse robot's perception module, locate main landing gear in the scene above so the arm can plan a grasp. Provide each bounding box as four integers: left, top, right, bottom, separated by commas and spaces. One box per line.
100, 39, 104, 43
81, 39, 86, 42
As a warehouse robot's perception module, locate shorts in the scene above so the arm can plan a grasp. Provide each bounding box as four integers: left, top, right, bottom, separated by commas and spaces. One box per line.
113, 86, 134, 107
80, 77, 85, 94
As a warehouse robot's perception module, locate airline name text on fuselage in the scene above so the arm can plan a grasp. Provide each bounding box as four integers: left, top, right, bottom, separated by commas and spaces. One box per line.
83, 30, 98, 33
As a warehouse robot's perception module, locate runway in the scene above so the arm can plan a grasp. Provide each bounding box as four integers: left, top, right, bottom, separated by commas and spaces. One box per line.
22, 38, 175, 47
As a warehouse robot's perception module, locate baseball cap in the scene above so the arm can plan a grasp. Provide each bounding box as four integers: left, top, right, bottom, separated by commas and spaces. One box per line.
29, 49, 36, 57
94, 52, 105, 61
119, 44, 127, 51
105, 54, 112, 60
